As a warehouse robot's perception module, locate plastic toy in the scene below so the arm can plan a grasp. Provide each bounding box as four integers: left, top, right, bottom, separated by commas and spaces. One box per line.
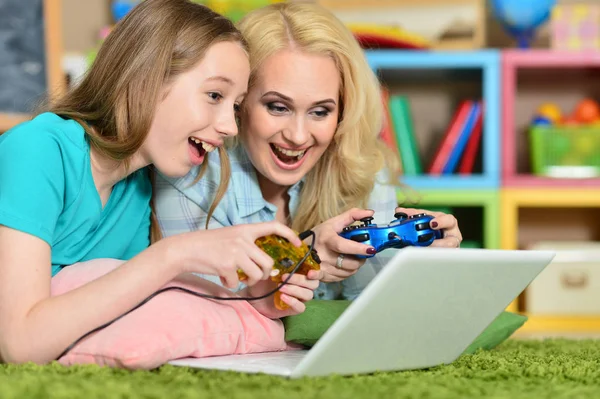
531, 116, 552, 126
530, 99, 600, 128
561, 116, 579, 126
490, 0, 556, 48
339, 213, 442, 259
536, 103, 562, 124
573, 98, 600, 124
238, 234, 321, 310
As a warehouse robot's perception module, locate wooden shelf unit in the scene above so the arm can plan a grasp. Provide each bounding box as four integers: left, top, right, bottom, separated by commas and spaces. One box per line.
0, 0, 66, 133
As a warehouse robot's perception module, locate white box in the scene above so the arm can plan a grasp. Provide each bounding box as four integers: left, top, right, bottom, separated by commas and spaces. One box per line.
526, 241, 600, 315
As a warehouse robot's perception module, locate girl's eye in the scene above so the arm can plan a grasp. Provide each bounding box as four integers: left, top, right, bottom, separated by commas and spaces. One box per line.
234, 103, 241, 113
208, 92, 223, 102
267, 103, 288, 114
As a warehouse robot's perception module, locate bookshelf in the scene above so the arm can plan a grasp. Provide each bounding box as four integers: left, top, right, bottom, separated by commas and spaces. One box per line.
0, 0, 65, 133
366, 50, 500, 190
369, 48, 600, 335
501, 188, 600, 333
502, 49, 600, 187
317, 0, 486, 51
401, 189, 500, 249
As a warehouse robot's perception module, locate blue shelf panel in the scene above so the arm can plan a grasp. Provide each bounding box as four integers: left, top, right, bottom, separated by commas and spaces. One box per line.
365, 50, 501, 69
399, 174, 499, 190
366, 50, 501, 190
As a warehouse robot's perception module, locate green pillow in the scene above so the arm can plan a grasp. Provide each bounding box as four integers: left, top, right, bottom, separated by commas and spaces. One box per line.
283, 300, 527, 354
462, 310, 528, 355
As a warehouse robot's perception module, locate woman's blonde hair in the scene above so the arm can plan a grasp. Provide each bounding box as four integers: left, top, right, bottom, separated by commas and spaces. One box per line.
48, 0, 246, 243
237, 2, 401, 232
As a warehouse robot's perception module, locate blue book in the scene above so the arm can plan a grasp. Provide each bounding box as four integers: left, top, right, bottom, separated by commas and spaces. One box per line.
442, 102, 482, 174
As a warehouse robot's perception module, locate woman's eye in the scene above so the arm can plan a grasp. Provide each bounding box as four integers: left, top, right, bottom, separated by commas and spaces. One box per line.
313, 109, 331, 118
267, 103, 288, 114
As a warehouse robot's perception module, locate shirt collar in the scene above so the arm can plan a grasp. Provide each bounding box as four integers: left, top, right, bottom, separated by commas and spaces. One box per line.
231, 145, 305, 219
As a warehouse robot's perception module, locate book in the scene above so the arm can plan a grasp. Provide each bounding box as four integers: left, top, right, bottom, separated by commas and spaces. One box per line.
442, 101, 482, 174
388, 95, 422, 176
458, 102, 484, 175
428, 100, 473, 175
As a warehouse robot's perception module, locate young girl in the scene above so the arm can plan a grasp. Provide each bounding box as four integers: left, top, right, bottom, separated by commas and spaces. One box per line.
0, 0, 317, 365
154, 2, 463, 301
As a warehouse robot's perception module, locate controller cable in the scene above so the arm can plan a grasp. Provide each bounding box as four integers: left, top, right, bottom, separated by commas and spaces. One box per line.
56, 230, 317, 360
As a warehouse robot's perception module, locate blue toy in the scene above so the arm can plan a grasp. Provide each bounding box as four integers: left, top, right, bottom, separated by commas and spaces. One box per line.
339, 213, 443, 259
531, 116, 553, 126
112, 0, 142, 22
490, 0, 557, 48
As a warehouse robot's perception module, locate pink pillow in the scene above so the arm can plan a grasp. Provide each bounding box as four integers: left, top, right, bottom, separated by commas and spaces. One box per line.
51, 259, 289, 370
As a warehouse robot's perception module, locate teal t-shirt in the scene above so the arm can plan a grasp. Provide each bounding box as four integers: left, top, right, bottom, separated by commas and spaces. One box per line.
0, 112, 152, 276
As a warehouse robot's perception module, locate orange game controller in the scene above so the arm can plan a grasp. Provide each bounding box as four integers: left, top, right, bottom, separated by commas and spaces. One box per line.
238, 233, 320, 310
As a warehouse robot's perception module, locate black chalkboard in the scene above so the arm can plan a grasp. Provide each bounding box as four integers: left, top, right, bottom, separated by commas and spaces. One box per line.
0, 0, 47, 114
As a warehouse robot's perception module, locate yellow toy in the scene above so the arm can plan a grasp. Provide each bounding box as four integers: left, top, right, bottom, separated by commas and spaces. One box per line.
238, 234, 321, 310
536, 103, 562, 124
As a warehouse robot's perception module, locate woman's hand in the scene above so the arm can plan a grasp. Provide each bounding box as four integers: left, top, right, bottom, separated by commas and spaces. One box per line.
241, 269, 323, 319
394, 207, 462, 248
170, 221, 302, 289
309, 208, 377, 283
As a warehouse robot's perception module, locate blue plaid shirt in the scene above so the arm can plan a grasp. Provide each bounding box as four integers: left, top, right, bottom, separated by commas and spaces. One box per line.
154, 144, 400, 300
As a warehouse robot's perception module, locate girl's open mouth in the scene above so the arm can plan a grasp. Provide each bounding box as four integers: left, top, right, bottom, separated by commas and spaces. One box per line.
188, 137, 215, 165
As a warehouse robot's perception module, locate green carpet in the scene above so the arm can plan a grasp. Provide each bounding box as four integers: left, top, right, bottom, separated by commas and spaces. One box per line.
1, 339, 600, 399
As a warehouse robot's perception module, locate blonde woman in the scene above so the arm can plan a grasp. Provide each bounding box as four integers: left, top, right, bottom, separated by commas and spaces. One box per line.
0, 0, 319, 365
155, 2, 462, 301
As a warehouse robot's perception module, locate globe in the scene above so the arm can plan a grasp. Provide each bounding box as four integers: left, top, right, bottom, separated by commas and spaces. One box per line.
489, 0, 557, 48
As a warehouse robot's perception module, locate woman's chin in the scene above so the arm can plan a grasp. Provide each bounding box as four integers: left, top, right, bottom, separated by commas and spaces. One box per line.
262, 167, 304, 188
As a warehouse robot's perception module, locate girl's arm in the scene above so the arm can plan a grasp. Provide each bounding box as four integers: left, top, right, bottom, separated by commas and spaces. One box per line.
154, 173, 322, 319
0, 226, 180, 364
0, 218, 301, 364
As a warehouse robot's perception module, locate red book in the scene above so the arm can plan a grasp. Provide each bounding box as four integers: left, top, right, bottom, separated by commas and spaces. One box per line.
428, 101, 472, 175
379, 87, 401, 161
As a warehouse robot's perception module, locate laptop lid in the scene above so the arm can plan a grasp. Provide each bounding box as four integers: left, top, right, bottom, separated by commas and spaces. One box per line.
291, 247, 554, 378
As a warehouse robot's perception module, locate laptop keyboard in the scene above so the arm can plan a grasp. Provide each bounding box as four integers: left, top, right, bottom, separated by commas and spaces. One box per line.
169, 350, 309, 376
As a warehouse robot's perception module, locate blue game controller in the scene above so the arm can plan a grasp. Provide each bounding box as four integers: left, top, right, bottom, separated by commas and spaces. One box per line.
339, 212, 443, 258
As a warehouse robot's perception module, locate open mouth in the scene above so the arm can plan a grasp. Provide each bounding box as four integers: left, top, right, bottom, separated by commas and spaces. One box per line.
188, 137, 216, 158
269, 144, 308, 165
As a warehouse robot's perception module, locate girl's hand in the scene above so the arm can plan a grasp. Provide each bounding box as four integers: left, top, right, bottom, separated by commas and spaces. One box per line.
394, 207, 462, 248
170, 221, 302, 289
241, 269, 323, 319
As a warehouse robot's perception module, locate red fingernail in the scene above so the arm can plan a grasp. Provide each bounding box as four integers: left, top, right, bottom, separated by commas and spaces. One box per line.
367, 247, 376, 255
431, 221, 438, 228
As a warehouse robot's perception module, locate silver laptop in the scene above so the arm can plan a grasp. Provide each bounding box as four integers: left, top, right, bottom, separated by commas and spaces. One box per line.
169, 247, 554, 378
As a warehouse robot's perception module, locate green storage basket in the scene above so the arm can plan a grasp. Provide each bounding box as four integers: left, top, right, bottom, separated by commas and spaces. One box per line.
529, 126, 600, 178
